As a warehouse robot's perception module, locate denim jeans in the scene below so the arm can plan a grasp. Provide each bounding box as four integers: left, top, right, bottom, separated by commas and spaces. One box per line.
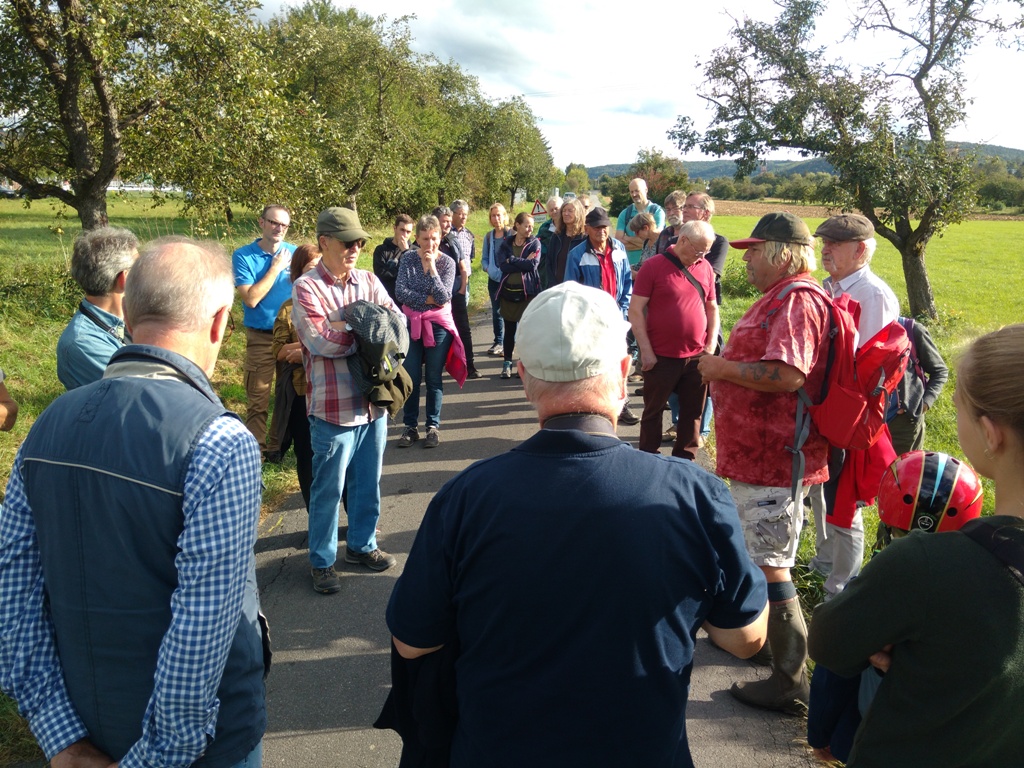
487, 278, 504, 345
228, 741, 263, 768
402, 323, 453, 429
308, 415, 386, 567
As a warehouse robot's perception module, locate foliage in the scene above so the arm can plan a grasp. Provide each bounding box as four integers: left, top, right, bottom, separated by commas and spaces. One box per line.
564, 163, 591, 193
0, 0, 286, 230
669, 0, 1018, 317
607, 148, 690, 214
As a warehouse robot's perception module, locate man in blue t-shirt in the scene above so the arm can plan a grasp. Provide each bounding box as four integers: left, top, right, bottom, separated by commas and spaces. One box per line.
615, 177, 666, 266
385, 282, 768, 768
231, 204, 296, 460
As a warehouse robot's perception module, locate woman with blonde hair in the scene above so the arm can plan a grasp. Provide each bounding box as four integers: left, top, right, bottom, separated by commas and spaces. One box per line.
481, 202, 510, 356
809, 325, 1024, 767
542, 197, 586, 289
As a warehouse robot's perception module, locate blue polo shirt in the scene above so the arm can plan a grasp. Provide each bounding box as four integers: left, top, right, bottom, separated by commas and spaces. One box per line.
56, 303, 126, 390
387, 427, 766, 767
231, 239, 296, 330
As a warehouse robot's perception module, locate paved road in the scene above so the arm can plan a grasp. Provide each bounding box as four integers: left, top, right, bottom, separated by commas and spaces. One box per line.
255, 320, 818, 768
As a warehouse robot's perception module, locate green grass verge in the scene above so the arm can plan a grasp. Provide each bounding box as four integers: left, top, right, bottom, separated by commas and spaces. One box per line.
0, 198, 1015, 750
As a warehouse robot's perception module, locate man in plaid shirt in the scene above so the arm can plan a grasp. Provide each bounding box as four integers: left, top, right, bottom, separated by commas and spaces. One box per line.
1, 239, 267, 768
293, 207, 402, 594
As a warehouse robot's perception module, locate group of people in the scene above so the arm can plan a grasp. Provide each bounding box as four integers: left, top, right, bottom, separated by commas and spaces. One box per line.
1, 185, 1022, 768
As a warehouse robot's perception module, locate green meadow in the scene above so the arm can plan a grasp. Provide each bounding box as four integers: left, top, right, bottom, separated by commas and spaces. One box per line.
0, 197, 1021, 761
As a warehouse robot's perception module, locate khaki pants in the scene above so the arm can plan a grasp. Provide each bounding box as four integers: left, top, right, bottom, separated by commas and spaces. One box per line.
244, 327, 280, 453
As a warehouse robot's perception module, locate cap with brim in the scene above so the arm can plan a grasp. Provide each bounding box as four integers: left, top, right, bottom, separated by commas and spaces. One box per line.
730, 212, 813, 249
317, 206, 370, 241
517, 282, 629, 382
585, 207, 611, 228
814, 214, 874, 242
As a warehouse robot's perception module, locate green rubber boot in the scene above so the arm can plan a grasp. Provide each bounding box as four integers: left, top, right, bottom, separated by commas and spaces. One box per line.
730, 597, 809, 716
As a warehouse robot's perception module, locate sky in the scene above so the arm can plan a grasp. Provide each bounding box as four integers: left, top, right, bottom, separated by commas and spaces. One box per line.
258, 0, 1023, 170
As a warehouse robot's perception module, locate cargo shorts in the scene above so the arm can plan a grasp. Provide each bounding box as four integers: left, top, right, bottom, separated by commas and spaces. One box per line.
729, 481, 804, 568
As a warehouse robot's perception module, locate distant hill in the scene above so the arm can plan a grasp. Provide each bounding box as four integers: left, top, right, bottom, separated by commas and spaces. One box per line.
590, 143, 1024, 179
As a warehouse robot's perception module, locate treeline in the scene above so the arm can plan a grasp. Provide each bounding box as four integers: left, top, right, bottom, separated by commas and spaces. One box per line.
175, 2, 562, 226
586, 152, 1024, 211
0, 0, 562, 230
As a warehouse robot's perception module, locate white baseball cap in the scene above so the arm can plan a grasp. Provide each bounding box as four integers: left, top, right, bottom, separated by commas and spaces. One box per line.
517, 282, 629, 382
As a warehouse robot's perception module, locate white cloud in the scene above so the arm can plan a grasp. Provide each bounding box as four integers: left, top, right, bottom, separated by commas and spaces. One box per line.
260, 0, 1024, 168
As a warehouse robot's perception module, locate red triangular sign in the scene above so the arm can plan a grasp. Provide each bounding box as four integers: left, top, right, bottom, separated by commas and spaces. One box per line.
531, 200, 546, 216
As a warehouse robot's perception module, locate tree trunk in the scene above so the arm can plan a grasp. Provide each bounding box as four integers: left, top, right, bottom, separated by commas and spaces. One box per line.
77, 189, 110, 231
899, 240, 938, 319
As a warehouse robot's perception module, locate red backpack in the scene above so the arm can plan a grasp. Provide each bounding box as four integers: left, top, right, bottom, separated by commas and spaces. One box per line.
765, 282, 910, 495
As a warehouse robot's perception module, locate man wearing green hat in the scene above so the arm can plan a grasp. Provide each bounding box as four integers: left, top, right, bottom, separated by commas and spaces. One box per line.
292, 206, 400, 594
698, 212, 832, 716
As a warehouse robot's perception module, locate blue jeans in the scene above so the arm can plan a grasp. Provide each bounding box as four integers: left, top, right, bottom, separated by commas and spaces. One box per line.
228, 741, 263, 768
308, 415, 386, 567
402, 324, 453, 430
487, 278, 504, 345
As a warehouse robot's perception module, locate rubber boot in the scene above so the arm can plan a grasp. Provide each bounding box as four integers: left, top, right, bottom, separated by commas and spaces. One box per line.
730, 597, 810, 715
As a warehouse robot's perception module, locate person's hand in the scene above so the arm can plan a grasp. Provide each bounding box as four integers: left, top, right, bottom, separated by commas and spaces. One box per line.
869, 643, 894, 673
640, 349, 657, 372
271, 250, 290, 274
697, 354, 726, 383
286, 347, 303, 364
811, 746, 836, 762
50, 739, 117, 768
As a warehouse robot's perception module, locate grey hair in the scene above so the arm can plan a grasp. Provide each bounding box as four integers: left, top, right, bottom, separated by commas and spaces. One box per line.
70, 226, 139, 295
861, 237, 877, 263
677, 220, 715, 243
450, 200, 469, 214
521, 367, 626, 416
124, 237, 234, 333
763, 239, 817, 276
431, 205, 453, 219
416, 215, 441, 236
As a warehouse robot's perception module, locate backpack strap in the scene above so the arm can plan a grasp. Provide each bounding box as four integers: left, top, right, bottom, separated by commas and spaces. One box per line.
663, 252, 706, 302
960, 518, 1024, 588
763, 281, 837, 504
898, 316, 927, 384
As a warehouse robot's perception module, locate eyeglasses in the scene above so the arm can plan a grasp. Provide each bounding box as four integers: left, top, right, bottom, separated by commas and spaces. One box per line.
331, 236, 366, 250
226, 312, 235, 340
686, 241, 709, 259
682, 204, 706, 212
263, 219, 290, 229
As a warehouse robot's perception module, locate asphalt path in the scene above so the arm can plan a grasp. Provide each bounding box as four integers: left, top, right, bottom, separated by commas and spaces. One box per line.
255, 316, 818, 768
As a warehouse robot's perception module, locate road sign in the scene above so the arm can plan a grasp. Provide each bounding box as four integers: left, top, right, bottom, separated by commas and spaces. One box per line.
531, 200, 547, 217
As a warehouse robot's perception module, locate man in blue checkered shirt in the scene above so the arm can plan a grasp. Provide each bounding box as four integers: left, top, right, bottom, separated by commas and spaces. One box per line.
0, 238, 267, 768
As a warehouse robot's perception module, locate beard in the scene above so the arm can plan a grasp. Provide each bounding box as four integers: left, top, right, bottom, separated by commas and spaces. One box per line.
667, 214, 683, 227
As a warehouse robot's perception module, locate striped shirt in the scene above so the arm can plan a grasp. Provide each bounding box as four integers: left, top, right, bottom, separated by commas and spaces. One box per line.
0, 416, 262, 766
292, 262, 399, 426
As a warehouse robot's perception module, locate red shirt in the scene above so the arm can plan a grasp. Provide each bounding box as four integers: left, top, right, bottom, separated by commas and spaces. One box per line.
596, 244, 617, 298
633, 254, 715, 358
711, 274, 831, 487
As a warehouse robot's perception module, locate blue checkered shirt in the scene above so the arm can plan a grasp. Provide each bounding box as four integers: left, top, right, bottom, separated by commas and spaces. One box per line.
0, 415, 262, 766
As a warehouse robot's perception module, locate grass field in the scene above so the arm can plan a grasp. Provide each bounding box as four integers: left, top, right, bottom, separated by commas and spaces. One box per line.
0, 196, 1020, 761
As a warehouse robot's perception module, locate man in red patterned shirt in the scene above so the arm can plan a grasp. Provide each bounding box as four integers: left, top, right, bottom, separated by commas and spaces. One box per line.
698, 212, 831, 717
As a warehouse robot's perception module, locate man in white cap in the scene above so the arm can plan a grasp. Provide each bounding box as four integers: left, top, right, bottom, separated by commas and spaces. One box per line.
385, 281, 768, 767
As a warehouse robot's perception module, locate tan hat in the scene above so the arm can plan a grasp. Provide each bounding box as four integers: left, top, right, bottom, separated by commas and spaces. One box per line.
517, 282, 629, 382
316, 206, 370, 241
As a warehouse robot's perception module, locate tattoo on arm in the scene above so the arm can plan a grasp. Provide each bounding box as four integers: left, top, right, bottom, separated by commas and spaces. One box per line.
738, 362, 783, 383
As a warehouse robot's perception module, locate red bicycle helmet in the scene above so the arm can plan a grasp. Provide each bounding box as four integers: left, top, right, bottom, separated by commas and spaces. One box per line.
878, 451, 984, 533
